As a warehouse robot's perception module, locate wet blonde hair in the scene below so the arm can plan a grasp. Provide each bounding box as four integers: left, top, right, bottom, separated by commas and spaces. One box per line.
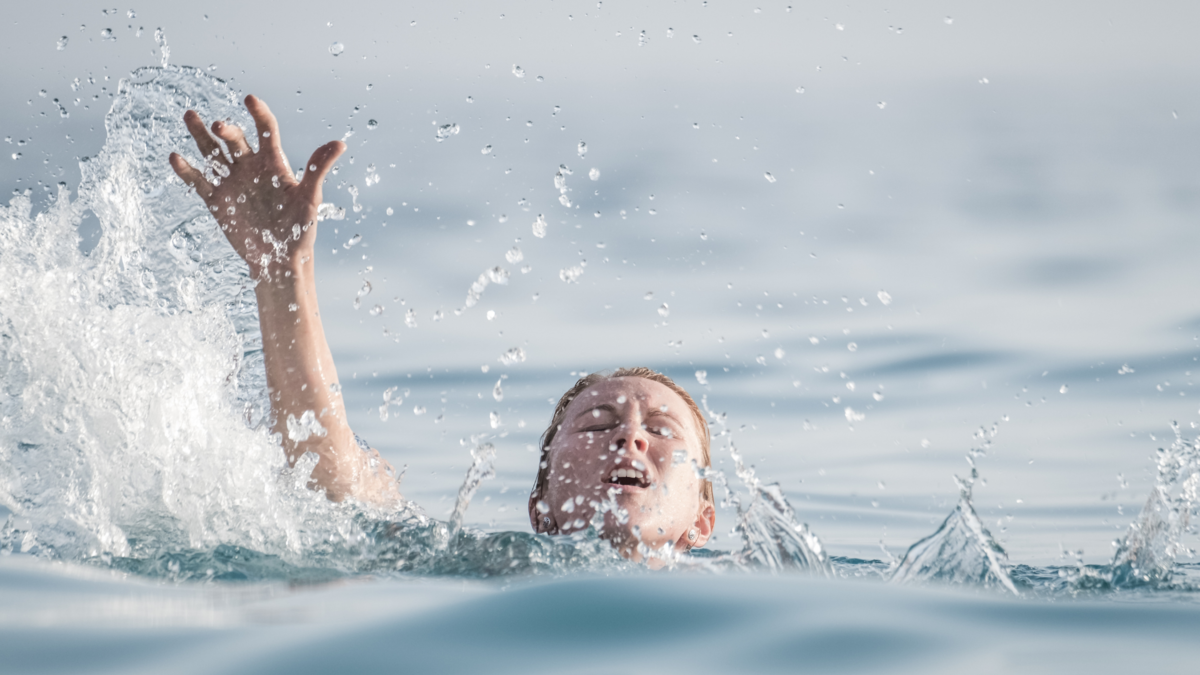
528, 367, 714, 529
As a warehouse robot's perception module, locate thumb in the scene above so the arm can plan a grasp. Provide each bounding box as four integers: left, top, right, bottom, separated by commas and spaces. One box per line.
298, 140, 346, 199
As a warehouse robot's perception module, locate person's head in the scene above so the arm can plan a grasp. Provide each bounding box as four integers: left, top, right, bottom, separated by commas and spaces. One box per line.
528, 367, 715, 560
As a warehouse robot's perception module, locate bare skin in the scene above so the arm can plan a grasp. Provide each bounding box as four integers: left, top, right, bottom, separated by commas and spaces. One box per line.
532, 377, 716, 562
169, 95, 399, 506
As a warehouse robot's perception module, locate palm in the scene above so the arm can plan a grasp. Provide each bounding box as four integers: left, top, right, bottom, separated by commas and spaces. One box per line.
169, 95, 344, 277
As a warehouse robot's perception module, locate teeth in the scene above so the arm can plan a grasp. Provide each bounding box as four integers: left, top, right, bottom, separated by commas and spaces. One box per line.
609, 468, 645, 481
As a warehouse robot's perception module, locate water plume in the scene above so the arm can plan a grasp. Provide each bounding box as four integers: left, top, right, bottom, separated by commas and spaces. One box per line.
1108, 423, 1200, 587
889, 424, 1019, 595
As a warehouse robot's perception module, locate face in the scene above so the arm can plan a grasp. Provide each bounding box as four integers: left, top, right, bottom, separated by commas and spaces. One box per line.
536, 377, 715, 560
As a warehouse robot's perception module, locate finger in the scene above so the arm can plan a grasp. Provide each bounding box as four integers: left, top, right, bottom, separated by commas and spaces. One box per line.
183, 110, 223, 163
298, 141, 347, 198
211, 120, 252, 161
169, 152, 215, 200
244, 95, 282, 153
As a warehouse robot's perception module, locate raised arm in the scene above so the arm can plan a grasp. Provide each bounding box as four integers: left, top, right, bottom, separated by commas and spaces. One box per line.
169, 95, 399, 506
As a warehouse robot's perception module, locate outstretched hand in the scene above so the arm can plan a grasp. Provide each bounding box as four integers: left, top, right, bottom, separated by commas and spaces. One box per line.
169, 95, 345, 278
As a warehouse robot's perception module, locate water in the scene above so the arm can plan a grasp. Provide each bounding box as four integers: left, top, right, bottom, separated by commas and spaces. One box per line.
6, 2, 1200, 671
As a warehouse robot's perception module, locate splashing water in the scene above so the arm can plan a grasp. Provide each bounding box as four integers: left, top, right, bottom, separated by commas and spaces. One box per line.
1108, 423, 1200, 587
0, 65, 359, 568
689, 397, 831, 574
888, 424, 1019, 594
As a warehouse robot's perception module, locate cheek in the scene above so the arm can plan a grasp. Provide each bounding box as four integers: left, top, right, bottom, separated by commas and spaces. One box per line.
547, 440, 604, 487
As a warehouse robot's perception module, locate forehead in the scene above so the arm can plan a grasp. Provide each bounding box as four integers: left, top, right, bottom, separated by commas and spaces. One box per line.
569, 377, 692, 420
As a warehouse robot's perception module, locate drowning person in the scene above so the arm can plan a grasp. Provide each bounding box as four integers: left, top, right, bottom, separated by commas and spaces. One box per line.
168, 95, 715, 564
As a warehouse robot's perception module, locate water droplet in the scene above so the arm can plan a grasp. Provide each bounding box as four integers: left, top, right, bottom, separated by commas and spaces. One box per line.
500, 347, 526, 365
692, 34, 701, 43
512, 64, 525, 78
435, 123, 460, 142
764, 172, 776, 183
877, 290, 892, 305
654, 302, 670, 319
100, 28, 115, 41
466, 95, 474, 103
487, 266, 510, 285
1118, 364, 1135, 375
413, 405, 427, 416
577, 141, 587, 157
369, 304, 384, 316
366, 119, 378, 130
386, 207, 394, 216
559, 265, 584, 283
877, 101, 887, 110
845, 407, 865, 423
481, 144, 492, 154
505, 246, 523, 264
493, 379, 504, 401
944, 16, 953, 24
847, 342, 858, 352
1060, 384, 1069, 394
343, 233, 362, 249
692, 122, 700, 129
796, 86, 805, 94
404, 308, 418, 328
644, 291, 654, 300
589, 167, 600, 181
56, 36, 69, 50
532, 214, 548, 238
774, 348, 785, 359
873, 391, 884, 401
329, 41, 345, 56
695, 370, 708, 385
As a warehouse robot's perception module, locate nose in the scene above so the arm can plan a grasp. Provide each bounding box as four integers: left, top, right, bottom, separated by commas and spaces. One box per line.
613, 424, 649, 454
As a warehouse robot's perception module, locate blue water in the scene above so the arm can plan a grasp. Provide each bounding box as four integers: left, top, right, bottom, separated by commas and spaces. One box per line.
5, 2, 1200, 671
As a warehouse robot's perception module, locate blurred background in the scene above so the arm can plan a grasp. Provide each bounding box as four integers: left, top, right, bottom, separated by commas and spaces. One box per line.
4, 0, 1200, 564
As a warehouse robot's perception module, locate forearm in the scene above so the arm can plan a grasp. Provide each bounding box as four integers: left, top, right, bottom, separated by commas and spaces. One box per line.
255, 255, 393, 503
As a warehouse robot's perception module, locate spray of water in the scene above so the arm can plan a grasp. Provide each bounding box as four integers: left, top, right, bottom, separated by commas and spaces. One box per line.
888, 424, 1019, 595
0, 65, 373, 570
1107, 422, 1200, 587
688, 396, 831, 574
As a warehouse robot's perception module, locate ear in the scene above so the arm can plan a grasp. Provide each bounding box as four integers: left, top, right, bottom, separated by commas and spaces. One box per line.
528, 494, 555, 534
678, 500, 716, 550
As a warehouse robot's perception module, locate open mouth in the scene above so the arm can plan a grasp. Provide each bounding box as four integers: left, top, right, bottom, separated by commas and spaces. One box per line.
605, 468, 650, 489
